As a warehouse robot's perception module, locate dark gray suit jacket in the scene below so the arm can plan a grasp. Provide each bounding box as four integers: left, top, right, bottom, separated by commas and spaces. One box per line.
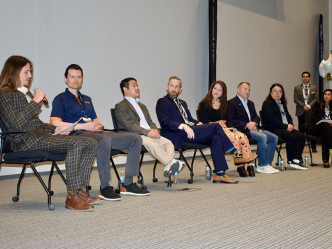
293, 84, 318, 116
114, 98, 157, 136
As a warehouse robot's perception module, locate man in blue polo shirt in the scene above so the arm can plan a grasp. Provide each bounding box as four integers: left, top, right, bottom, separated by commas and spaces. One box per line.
50, 64, 150, 199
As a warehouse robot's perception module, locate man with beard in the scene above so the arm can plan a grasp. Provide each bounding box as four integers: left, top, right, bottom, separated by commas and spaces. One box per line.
156, 76, 255, 184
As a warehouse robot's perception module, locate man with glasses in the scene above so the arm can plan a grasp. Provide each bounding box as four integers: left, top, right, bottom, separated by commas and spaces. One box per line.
294, 72, 318, 152
50, 64, 150, 199
227, 82, 279, 174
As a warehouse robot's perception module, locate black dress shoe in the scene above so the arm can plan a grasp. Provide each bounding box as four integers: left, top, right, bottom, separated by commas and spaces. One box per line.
237, 165, 248, 177
247, 165, 255, 177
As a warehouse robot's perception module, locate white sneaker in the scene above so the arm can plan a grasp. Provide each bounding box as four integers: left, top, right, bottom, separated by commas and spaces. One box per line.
267, 165, 279, 173
287, 161, 308, 170
177, 160, 185, 171
163, 159, 185, 177
256, 165, 276, 174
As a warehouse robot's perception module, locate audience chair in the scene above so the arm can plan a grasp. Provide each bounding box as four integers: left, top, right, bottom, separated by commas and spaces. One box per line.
301, 124, 321, 166
0, 116, 67, 211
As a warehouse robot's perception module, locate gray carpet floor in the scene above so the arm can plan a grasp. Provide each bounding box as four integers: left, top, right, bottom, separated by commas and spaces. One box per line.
0, 146, 332, 248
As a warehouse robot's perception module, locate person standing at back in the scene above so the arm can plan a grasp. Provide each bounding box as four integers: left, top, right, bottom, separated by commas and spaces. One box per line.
294, 72, 318, 152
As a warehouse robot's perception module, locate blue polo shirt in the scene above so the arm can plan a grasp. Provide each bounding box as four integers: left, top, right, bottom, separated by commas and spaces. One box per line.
50, 88, 97, 123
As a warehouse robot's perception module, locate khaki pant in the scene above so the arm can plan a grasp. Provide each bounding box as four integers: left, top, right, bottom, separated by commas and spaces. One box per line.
141, 135, 174, 165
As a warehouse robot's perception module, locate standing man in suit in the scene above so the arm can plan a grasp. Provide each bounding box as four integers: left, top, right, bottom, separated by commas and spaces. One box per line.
227, 82, 279, 174
156, 76, 255, 184
294, 71, 318, 152
50, 64, 150, 198
115, 77, 184, 177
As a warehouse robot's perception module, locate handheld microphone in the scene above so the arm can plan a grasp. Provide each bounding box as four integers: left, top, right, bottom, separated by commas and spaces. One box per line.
33, 89, 48, 105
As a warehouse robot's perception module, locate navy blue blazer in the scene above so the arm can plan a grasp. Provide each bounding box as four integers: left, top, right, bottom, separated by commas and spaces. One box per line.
227, 96, 260, 138
156, 94, 198, 149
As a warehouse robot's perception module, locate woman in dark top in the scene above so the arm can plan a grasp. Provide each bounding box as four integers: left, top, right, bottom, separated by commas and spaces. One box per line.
198, 81, 257, 177
309, 89, 332, 168
261, 83, 306, 170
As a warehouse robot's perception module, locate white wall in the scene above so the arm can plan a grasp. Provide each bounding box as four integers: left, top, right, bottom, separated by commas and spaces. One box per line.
0, 0, 209, 176
217, 0, 329, 123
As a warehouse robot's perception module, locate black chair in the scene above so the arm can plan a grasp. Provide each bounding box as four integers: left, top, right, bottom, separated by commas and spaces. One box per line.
0, 116, 67, 211
110, 108, 154, 189
301, 124, 321, 166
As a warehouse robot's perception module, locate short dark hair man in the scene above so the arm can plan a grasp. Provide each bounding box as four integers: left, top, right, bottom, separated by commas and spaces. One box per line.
156, 76, 255, 184
115, 77, 184, 177
294, 71, 318, 151
50, 64, 150, 198
227, 82, 279, 174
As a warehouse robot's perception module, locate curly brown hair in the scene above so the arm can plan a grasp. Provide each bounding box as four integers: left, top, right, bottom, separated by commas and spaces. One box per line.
198, 81, 227, 117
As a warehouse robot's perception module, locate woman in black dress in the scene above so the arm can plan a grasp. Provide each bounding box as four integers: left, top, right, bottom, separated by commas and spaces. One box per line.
309, 89, 332, 168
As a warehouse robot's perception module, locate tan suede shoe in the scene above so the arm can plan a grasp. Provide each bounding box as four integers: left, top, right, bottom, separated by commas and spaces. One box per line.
213, 174, 239, 184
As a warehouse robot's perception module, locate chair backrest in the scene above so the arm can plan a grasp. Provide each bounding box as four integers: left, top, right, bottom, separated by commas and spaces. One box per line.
110, 108, 119, 130
0, 115, 14, 153
196, 109, 202, 122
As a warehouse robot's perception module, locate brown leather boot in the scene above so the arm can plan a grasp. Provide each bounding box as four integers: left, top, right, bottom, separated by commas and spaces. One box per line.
78, 190, 103, 204
65, 192, 94, 211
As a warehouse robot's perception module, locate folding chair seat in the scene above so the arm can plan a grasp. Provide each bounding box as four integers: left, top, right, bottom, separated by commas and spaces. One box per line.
0, 116, 66, 211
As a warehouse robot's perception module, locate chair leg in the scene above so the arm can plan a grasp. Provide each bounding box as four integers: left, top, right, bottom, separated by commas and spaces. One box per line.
275, 143, 282, 166
12, 164, 27, 203
54, 163, 67, 185
308, 140, 318, 166
110, 157, 121, 194
152, 159, 159, 182
48, 162, 56, 192
137, 153, 145, 187
178, 151, 193, 184
29, 163, 55, 211
199, 149, 212, 180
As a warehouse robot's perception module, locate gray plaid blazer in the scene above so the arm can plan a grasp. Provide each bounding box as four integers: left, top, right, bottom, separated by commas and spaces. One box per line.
0, 90, 55, 151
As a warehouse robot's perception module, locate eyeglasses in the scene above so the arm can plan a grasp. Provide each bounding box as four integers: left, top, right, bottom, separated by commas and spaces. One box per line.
272, 90, 282, 94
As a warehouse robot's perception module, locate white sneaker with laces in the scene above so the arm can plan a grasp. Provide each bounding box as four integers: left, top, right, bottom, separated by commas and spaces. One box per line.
287, 160, 308, 170
256, 165, 276, 174
267, 165, 279, 173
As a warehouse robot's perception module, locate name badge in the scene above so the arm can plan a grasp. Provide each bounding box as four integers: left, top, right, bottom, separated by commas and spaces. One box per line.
83, 117, 92, 122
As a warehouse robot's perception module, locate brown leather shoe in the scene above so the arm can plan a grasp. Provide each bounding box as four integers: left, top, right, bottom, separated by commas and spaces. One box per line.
65, 193, 94, 211
233, 154, 257, 165
213, 174, 239, 184
243, 153, 258, 161
78, 190, 103, 204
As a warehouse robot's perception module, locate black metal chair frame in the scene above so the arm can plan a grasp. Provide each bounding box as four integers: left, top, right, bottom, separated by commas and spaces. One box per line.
301, 124, 321, 166
0, 117, 67, 211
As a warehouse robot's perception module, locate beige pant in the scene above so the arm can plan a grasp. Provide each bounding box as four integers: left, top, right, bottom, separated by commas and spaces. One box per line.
141, 135, 174, 165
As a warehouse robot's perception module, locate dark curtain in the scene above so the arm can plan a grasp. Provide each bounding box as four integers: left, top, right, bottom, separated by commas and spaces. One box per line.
209, 0, 217, 89
319, 14, 324, 98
